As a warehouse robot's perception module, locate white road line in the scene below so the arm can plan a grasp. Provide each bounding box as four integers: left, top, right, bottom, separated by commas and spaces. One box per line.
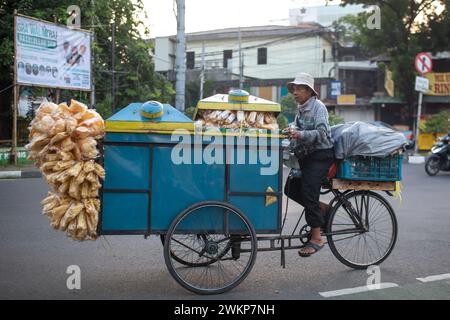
319, 283, 399, 298
416, 273, 450, 283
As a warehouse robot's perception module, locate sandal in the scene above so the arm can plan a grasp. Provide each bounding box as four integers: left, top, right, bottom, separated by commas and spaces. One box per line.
298, 241, 324, 257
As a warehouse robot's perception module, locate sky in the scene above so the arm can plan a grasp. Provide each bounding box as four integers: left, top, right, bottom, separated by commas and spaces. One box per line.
141, 0, 333, 38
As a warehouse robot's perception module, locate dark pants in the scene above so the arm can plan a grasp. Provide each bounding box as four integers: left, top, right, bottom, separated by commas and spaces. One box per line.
284, 148, 335, 228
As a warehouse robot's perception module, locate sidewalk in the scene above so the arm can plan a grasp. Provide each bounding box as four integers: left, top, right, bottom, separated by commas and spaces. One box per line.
0, 163, 42, 179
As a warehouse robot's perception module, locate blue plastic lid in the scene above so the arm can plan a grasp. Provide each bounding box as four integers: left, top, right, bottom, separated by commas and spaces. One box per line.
141, 101, 164, 119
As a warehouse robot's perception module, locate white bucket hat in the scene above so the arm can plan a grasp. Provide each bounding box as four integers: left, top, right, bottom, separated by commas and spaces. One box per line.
287, 72, 318, 96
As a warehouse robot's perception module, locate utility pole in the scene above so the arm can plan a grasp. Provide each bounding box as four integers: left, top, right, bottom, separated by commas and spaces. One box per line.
333, 40, 339, 81
199, 41, 205, 100
11, 10, 19, 165
175, 0, 186, 111
238, 26, 243, 89
90, 0, 95, 108
111, 21, 116, 113
414, 91, 423, 155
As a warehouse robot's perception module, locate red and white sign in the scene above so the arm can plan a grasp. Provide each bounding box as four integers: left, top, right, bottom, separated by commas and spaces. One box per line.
415, 52, 433, 75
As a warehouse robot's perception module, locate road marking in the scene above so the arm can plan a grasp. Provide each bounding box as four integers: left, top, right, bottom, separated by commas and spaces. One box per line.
319, 283, 399, 298
416, 273, 450, 283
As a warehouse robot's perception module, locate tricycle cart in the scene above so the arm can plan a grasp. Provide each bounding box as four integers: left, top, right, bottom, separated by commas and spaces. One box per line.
98, 98, 399, 295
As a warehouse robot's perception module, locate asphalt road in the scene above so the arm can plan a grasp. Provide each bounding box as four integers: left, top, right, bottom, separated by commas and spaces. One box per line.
0, 163, 449, 300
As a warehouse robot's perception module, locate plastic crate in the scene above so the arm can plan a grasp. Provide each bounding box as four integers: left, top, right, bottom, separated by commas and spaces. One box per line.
336, 154, 403, 181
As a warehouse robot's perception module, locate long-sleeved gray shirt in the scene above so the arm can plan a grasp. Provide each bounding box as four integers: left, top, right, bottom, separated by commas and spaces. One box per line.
294, 96, 334, 152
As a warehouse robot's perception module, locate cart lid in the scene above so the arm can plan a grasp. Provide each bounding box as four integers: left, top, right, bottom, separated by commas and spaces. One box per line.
195, 94, 281, 113
105, 102, 194, 134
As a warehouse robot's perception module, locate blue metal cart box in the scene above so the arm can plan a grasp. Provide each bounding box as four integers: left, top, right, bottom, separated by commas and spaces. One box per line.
99, 101, 283, 235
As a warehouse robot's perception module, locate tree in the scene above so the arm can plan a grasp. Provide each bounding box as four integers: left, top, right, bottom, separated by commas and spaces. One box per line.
185, 79, 215, 110
0, 0, 175, 135
280, 94, 297, 122
277, 114, 289, 129
328, 111, 345, 126
331, 0, 449, 124
423, 111, 450, 134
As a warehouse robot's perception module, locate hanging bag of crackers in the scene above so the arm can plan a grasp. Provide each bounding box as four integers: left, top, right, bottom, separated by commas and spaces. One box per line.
26, 99, 105, 241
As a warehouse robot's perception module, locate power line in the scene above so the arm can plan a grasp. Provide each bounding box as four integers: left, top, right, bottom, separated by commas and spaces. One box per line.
188, 30, 327, 58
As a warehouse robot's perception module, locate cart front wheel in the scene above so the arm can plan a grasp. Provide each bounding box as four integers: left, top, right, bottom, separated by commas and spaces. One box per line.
164, 201, 257, 295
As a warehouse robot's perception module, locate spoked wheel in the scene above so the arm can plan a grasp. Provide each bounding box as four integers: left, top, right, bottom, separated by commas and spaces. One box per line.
425, 156, 441, 176
164, 201, 257, 295
326, 191, 398, 269
160, 234, 230, 267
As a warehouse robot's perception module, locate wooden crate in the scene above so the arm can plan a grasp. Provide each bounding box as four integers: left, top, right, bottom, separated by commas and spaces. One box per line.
332, 178, 396, 191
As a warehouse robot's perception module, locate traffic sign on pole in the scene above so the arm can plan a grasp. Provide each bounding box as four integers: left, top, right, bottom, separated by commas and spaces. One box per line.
415, 76, 429, 93
415, 52, 432, 75
413, 52, 432, 156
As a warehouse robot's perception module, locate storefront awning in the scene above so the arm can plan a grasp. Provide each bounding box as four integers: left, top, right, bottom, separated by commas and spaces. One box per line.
370, 96, 406, 104
370, 96, 450, 104
423, 95, 450, 103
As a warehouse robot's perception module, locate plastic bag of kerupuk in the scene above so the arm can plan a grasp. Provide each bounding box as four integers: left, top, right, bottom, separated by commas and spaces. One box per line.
331, 121, 407, 159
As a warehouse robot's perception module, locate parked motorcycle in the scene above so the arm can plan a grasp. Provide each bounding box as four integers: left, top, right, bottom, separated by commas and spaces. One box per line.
425, 132, 450, 176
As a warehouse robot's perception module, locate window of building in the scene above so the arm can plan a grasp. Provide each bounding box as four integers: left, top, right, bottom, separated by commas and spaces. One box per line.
186, 51, 195, 69
223, 50, 232, 68
257, 48, 267, 65
323, 49, 326, 62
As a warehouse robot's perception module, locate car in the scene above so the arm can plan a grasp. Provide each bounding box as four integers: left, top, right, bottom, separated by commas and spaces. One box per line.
368, 121, 415, 149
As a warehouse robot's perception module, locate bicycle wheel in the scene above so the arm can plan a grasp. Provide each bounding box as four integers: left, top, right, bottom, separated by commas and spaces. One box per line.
164, 201, 257, 295
160, 234, 231, 267
326, 191, 397, 269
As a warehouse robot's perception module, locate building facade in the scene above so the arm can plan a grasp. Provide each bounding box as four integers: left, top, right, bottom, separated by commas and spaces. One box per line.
154, 25, 335, 104
153, 24, 379, 123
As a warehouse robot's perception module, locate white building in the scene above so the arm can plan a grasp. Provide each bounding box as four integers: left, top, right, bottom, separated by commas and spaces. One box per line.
153, 23, 379, 123
154, 24, 335, 102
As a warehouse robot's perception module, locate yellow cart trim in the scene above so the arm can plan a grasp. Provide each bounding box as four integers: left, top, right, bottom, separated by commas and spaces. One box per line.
106, 121, 195, 132
197, 101, 281, 112
140, 109, 164, 119
228, 95, 249, 102
106, 127, 286, 138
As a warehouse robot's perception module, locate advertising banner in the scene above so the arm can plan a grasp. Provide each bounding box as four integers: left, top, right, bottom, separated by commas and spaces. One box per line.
425, 72, 450, 96
337, 94, 356, 105
15, 15, 91, 90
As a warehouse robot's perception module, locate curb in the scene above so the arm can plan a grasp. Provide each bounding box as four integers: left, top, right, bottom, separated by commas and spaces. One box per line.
0, 170, 42, 179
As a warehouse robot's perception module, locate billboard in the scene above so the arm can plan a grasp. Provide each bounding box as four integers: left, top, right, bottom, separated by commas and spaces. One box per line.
15, 15, 92, 91
425, 72, 450, 96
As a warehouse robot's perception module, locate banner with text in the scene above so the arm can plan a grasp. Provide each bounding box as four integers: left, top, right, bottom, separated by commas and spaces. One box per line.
425, 72, 450, 96
15, 15, 91, 90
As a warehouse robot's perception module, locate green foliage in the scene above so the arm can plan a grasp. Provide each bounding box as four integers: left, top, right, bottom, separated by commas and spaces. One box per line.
328, 111, 345, 126
0, 0, 175, 123
184, 107, 196, 120
277, 114, 289, 130
95, 95, 114, 120
424, 111, 450, 134
185, 80, 215, 110
331, 0, 450, 107
280, 94, 297, 120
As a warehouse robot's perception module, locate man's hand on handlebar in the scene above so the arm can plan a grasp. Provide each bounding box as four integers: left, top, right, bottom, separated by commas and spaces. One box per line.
283, 127, 301, 139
